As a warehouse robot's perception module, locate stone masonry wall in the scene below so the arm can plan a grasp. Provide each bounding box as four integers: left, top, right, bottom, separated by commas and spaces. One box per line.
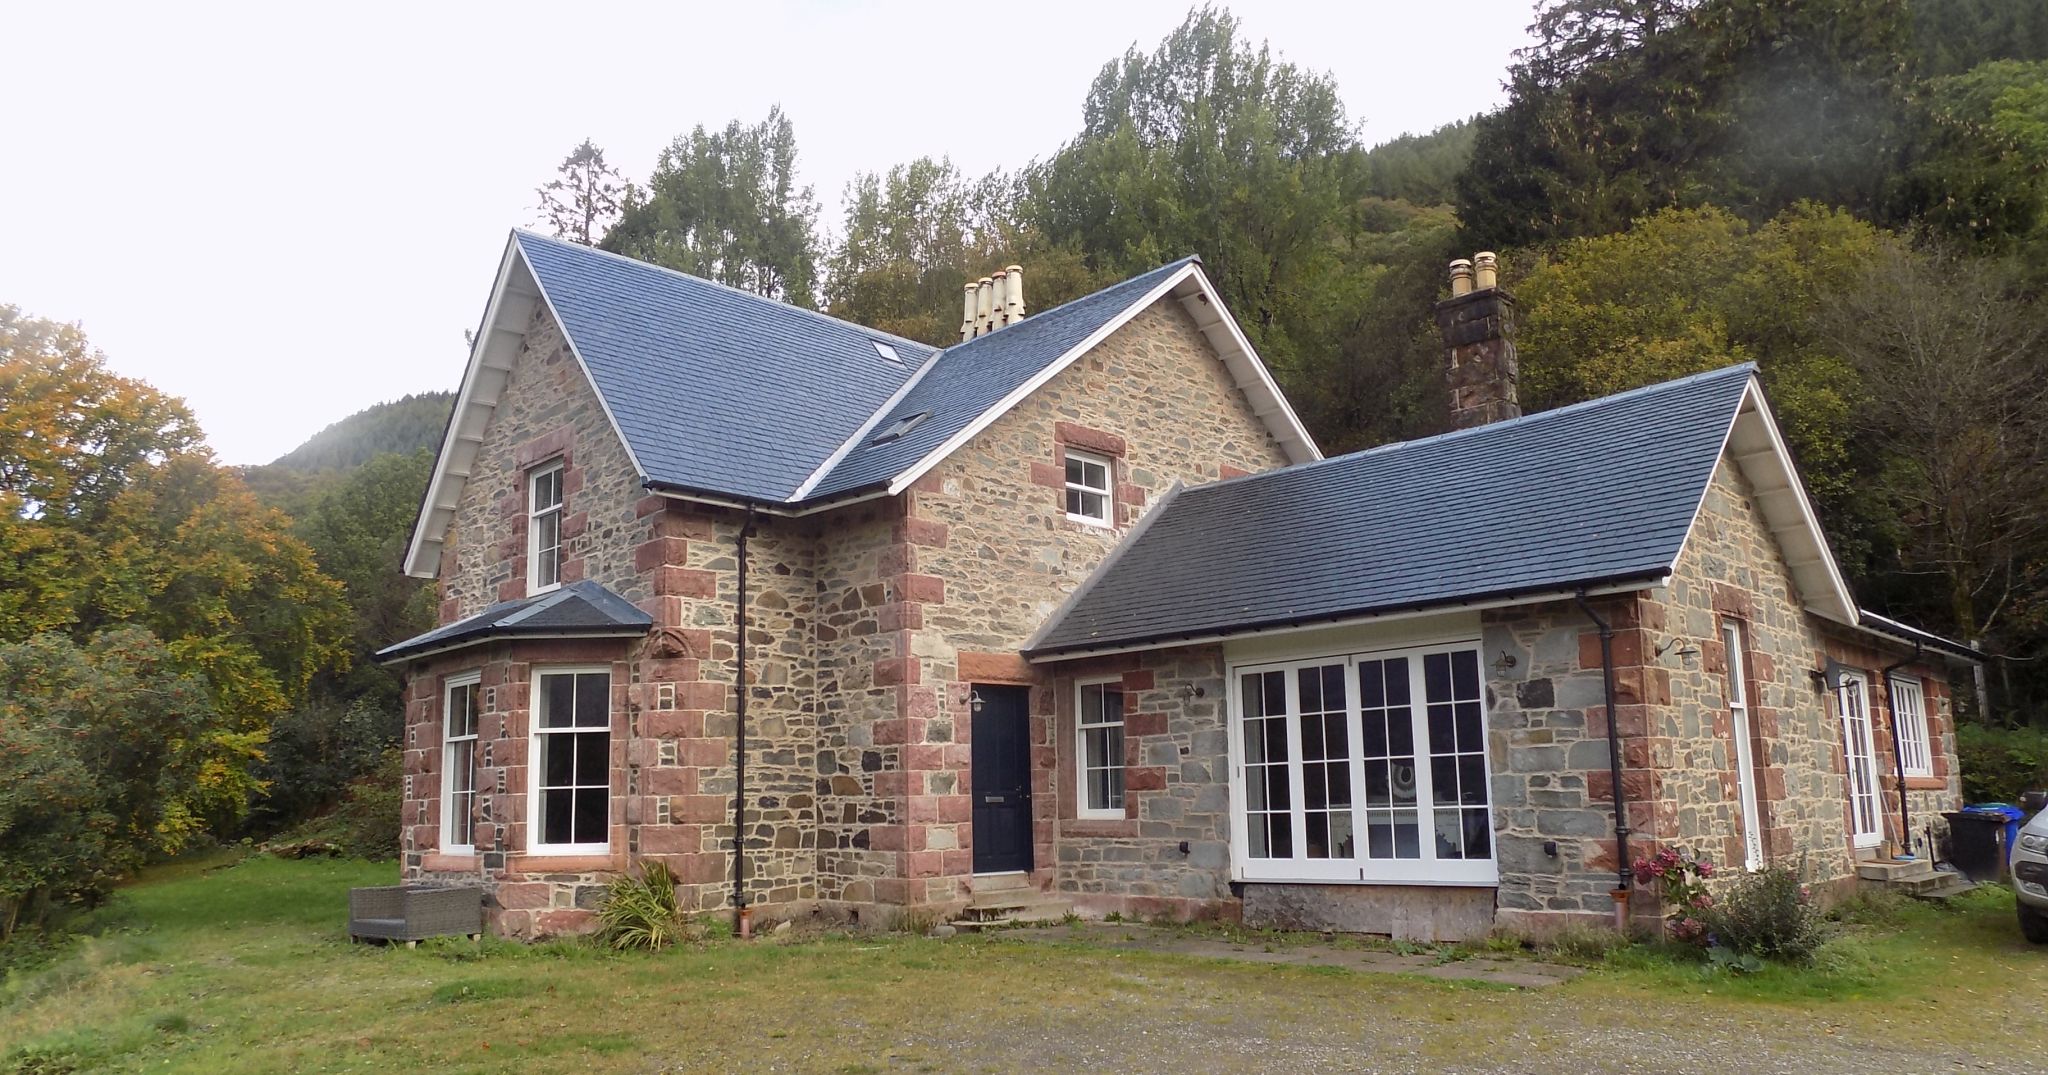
808, 296, 1293, 913
1481, 457, 1966, 931
408, 301, 818, 930
439, 305, 646, 620
1047, 646, 1238, 920
1660, 459, 1853, 887
1481, 594, 1649, 924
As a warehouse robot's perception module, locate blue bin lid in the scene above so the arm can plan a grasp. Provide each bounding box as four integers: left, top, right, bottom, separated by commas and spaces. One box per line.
1963, 803, 2026, 820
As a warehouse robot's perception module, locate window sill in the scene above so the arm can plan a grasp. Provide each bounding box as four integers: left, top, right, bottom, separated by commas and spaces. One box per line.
1904, 775, 1946, 790
420, 851, 478, 872
1064, 513, 1114, 530
1064, 818, 1139, 837
508, 850, 621, 874
528, 582, 563, 597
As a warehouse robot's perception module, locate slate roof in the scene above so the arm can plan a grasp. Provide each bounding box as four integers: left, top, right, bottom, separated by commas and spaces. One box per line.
375, 580, 653, 663
515, 236, 1213, 506
1029, 363, 1760, 656
515, 233, 939, 502
804, 258, 1200, 498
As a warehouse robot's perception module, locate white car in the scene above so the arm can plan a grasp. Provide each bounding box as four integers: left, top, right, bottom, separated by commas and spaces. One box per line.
2014, 809, 2048, 943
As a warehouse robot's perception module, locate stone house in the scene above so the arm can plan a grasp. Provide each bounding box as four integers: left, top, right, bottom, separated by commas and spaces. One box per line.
381, 234, 1979, 939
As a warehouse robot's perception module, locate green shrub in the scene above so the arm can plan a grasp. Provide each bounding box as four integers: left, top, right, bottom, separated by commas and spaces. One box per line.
329, 750, 401, 859
1956, 722, 2048, 804
1696, 865, 1832, 966
594, 862, 699, 951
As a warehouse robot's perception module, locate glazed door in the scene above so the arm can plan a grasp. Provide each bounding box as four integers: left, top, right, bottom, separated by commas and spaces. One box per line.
1838, 671, 1883, 849
971, 685, 1034, 874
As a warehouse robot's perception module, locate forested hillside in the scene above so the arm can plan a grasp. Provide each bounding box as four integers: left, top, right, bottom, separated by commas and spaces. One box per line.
547, 0, 2048, 722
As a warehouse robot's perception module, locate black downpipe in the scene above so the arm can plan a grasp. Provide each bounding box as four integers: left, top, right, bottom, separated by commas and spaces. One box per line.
1881, 640, 1925, 858
732, 510, 758, 931
1576, 591, 1631, 897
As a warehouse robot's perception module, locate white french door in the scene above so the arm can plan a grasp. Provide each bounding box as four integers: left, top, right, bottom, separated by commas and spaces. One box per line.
1837, 671, 1883, 849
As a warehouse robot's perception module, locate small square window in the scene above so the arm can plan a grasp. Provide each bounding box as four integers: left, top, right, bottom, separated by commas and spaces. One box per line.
1064, 449, 1113, 526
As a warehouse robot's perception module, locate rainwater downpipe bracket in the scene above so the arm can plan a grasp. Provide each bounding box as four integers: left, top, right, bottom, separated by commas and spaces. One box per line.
1575, 590, 1632, 928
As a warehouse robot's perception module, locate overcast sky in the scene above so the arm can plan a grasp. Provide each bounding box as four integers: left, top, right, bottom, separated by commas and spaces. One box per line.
2, 1, 1535, 465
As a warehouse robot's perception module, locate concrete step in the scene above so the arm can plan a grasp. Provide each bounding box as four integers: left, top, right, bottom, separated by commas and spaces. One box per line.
953, 904, 1074, 931
1857, 858, 1936, 884
1910, 875, 1978, 902
955, 887, 1073, 928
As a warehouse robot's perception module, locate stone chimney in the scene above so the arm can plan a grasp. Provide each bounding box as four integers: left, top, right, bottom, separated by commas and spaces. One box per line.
1434, 250, 1521, 429
961, 265, 1026, 341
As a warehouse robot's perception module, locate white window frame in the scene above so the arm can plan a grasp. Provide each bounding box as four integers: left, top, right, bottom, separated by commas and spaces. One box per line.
1075, 678, 1127, 820
1837, 669, 1883, 850
1062, 448, 1114, 528
527, 664, 613, 856
1722, 622, 1764, 871
527, 461, 565, 594
1890, 674, 1932, 778
440, 672, 481, 854
1226, 638, 1498, 886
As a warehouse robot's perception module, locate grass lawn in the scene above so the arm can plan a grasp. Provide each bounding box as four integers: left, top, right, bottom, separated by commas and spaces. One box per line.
3, 856, 2044, 1074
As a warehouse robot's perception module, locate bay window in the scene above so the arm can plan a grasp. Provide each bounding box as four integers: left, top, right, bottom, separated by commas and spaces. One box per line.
529, 667, 611, 854
1230, 642, 1496, 884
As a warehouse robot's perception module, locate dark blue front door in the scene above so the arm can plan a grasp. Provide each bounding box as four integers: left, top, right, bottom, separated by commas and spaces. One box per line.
971, 685, 1033, 874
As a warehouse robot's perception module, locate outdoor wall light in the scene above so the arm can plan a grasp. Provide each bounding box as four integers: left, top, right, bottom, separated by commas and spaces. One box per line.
1654, 636, 1701, 666
1492, 650, 1518, 674
968, 689, 985, 713
1179, 684, 1206, 700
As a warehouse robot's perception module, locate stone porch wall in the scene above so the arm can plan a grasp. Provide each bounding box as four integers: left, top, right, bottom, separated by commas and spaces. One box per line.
1046, 646, 1238, 920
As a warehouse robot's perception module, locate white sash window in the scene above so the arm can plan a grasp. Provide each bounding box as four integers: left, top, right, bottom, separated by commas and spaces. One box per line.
1230, 641, 1496, 885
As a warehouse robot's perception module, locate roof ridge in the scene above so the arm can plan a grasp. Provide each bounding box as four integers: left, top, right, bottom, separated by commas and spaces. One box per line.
1184, 361, 1760, 496
513, 230, 940, 356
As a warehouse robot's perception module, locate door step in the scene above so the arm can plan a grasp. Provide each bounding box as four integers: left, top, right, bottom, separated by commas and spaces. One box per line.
954, 886, 1072, 930
1856, 858, 1975, 900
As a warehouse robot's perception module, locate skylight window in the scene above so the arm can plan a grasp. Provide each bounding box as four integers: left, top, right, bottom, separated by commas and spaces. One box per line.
870, 411, 930, 445
873, 341, 901, 363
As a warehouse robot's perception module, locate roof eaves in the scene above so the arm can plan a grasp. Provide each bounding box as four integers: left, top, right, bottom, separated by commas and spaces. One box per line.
374, 625, 650, 666
402, 234, 536, 579
1855, 610, 1985, 663
1028, 567, 1673, 660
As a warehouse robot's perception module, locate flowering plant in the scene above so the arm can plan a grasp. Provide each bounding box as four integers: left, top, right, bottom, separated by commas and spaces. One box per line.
1633, 846, 1717, 945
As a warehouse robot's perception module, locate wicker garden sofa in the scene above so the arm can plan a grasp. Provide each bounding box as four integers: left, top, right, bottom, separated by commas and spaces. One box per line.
348, 884, 483, 946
